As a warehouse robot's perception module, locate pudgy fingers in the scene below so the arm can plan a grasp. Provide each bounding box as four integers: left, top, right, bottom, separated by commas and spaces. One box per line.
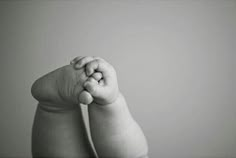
85, 59, 113, 80
70, 56, 83, 65
72, 56, 95, 69
92, 72, 103, 81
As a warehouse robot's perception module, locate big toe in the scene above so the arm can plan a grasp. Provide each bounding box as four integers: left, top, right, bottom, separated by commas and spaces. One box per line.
78, 90, 93, 105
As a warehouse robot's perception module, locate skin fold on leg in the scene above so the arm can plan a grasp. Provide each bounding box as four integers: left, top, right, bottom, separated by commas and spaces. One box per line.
71, 56, 149, 158
31, 65, 96, 158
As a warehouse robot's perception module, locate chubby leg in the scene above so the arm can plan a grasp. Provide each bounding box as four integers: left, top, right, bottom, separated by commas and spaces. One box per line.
32, 105, 95, 158
31, 65, 96, 158
88, 94, 149, 158
71, 57, 149, 158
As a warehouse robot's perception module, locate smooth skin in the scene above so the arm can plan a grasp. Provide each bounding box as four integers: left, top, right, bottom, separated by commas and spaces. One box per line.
71, 56, 149, 158
31, 65, 97, 157
31, 57, 148, 158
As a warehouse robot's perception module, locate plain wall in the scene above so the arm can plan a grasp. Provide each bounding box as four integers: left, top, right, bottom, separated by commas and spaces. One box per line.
0, 1, 235, 158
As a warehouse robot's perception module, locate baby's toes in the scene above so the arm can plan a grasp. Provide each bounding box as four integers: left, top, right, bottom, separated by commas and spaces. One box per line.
78, 90, 93, 105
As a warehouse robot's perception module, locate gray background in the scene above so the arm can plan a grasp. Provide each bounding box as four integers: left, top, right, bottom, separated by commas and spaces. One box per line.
0, 1, 235, 158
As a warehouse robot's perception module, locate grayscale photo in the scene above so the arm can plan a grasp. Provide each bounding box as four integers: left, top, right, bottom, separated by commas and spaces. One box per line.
0, 0, 235, 158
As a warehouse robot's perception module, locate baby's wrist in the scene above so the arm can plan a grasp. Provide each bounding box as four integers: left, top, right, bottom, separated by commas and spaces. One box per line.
89, 92, 128, 116
94, 91, 122, 106
110, 91, 122, 105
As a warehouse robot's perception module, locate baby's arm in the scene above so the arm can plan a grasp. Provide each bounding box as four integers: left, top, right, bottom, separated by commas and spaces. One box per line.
72, 56, 149, 158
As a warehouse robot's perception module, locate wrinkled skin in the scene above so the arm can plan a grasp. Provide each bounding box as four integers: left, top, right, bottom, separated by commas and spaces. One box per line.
31, 65, 92, 110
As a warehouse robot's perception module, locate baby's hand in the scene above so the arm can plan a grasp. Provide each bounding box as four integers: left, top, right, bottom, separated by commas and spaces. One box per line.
71, 56, 119, 105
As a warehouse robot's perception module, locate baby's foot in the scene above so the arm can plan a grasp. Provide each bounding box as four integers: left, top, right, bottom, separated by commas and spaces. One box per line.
31, 65, 93, 110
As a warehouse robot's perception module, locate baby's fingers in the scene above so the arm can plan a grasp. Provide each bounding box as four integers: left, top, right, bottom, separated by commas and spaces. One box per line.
70, 56, 83, 65
84, 80, 102, 98
92, 72, 103, 81
72, 56, 102, 70
85, 59, 112, 81
99, 79, 105, 86
70, 56, 94, 69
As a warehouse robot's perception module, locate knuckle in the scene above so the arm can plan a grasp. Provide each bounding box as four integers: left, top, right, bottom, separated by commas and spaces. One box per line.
81, 56, 92, 63
87, 77, 93, 82
94, 72, 102, 79
88, 85, 96, 93
72, 56, 81, 62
